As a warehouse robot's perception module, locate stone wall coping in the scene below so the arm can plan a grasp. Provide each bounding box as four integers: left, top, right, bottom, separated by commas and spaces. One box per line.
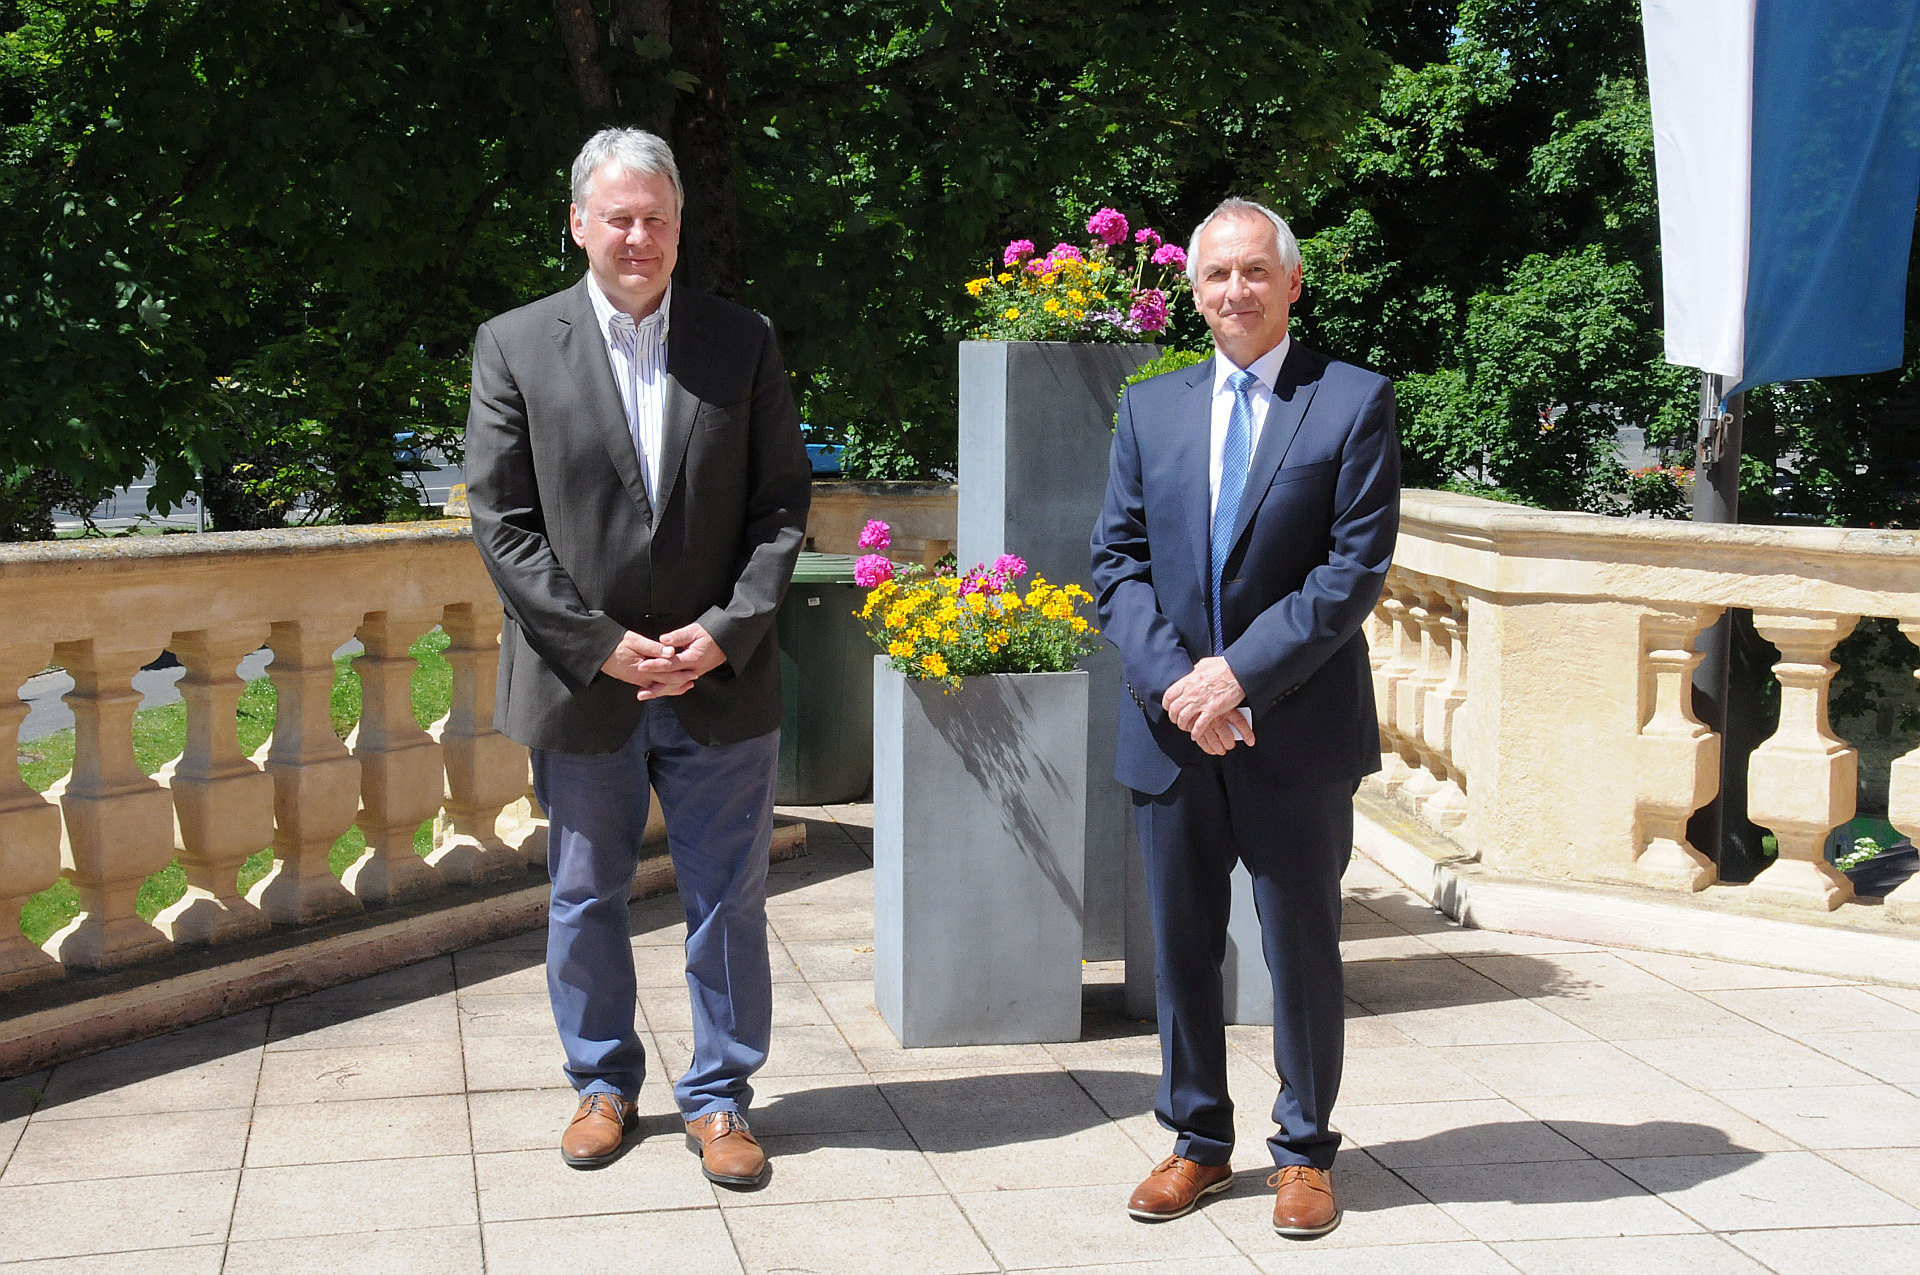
0, 519, 476, 571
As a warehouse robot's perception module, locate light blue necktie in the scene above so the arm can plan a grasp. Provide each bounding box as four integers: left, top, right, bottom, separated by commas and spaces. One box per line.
1211, 369, 1257, 654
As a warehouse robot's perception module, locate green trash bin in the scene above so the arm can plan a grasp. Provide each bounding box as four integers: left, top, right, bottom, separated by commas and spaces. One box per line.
776, 552, 874, 804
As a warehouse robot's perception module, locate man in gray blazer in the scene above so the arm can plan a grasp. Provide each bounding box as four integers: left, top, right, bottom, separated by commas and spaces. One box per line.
465, 128, 811, 1186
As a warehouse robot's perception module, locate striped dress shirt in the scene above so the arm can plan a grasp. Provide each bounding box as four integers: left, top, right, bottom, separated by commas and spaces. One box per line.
588, 278, 672, 507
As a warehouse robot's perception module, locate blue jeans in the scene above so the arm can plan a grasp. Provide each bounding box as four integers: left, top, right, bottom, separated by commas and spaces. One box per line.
532, 700, 777, 1118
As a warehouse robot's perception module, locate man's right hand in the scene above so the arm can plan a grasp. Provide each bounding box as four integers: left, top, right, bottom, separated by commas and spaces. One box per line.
599, 631, 701, 697
1189, 715, 1242, 757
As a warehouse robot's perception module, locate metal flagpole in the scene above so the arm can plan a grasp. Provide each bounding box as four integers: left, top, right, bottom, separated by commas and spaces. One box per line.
1688, 371, 1745, 873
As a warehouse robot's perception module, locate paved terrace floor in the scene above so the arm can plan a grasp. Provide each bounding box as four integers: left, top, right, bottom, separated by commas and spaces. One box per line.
5, 806, 1920, 1274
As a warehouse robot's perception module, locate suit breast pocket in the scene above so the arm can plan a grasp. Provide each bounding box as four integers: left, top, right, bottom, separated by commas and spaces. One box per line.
700, 399, 751, 432
1271, 458, 1339, 487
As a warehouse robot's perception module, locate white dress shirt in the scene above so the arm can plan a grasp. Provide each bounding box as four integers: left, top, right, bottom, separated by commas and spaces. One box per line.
1208, 333, 1290, 521
588, 278, 672, 507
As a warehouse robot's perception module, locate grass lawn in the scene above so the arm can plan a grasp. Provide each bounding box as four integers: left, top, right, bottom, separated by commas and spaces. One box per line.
15, 630, 452, 947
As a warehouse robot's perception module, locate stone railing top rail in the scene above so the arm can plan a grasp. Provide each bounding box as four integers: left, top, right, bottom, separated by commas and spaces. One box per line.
1399, 489, 1920, 614
0, 519, 475, 569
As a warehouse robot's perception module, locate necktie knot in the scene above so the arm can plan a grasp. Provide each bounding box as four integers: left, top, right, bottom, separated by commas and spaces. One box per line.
1228, 369, 1258, 398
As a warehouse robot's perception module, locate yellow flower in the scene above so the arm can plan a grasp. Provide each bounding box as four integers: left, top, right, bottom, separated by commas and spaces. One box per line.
965, 279, 986, 297
943, 628, 959, 643
965, 593, 988, 613
1071, 617, 1089, 633
1067, 289, 1085, 304
1041, 273, 1057, 286
1004, 307, 1020, 320
1073, 309, 1087, 320
1043, 298, 1062, 313
1001, 593, 1023, 612
920, 652, 949, 679
889, 639, 914, 658
997, 272, 1013, 284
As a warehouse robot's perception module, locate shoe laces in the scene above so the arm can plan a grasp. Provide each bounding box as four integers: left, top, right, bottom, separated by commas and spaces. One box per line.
1267, 1165, 1327, 1191
701, 1110, 750, 1138
579, 1093, 624, 1121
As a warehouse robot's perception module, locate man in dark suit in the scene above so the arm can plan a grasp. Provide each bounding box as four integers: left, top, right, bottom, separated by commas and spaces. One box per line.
1090, 198, 1399, 1236
465, 128, 810, 1186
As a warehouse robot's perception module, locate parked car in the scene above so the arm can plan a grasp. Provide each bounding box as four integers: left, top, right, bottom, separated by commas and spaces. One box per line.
800, 423, 844, 477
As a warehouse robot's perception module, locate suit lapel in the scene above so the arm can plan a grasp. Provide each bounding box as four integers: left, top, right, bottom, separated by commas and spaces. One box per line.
1173, 357, 1216, 591
649, 288, 701, 529
552, 276, 653, 523
1229, 339, 1321, 551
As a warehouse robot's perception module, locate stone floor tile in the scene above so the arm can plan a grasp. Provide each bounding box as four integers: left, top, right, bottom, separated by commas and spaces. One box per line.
1459, 952, 1675, 1000
253, 1040, 466, 1105
299, 957, 456, 1003
244, 1093, 470, 1166
630, 942, 696, 988
223, 1225, 483, 1274
851, 1033, 1062, 1074
1018, 1259, 1260, 1275
465, 925, 547, 953
736, 1023, 862, 1077
1340, 926, 1446, 961
1247, 1242, 1518, 1274
1344, 958, 1516, 1012
451, 949, 549, 996
764, 899, 874, 942
881, 1068, 1154, 1191
1493, 1232, 1768, 1274
467, 1088, 572, 1154
1509, 1089, 1795, 1157
745, 1075, 902, 1137
1335, 1099, 1588, 1168
1400, 1159, 1699, 1241
0, 1114, 23, 1172
1616, 1032, 1874, 1088
0, 1070, 48, 1121
1614, 950, 1848, 991
1610, 1150, 1920, 1230
1069, 1061, 1160, 1121
0, 1245, 225, 1274
473, 1142, 715, 1221
781, 939, 875, 983
453, 993, 552, 1038
265, 994, 460, 1051
461, 1033, 571, 1092
1531, 990, 1774, 1041
483, 1209, 745, 1275
227, 1154, 476, 1241
1705, 985, 1920, 1035
1045, 1034, 1163, 1073
1863, 983, 1920, 1012
36, 1014, 266, 1121
766, 936, 804, 984
714, 1130, 943, 1207
730, 1195, 995, 1275
1800, 1029, 1920, 1083
1821, 1146, 1920, 1208
0, 1169, 238, 1262
960, 1183, 1240, 1270
1433, 1040, 1686, 1099
1725, 1224, 1920, 1274
1711, 1082, 1920, 1149
625, 899, 688, 948
1342, 1014, 1421, 1050
1204, 1148, 1475, 1253
2, 1107, 250, 1186
1412, 928, 1604, 957
1370, 997, 1594, 1048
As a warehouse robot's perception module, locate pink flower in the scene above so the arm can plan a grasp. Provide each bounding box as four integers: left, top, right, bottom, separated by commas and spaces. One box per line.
992, 553, 1027, 580
1086, 208, 1129, 246
1130, 289, 1169, 334
853, 554, 894, 588
1002, 239, 1035, 266
1047, 243, 1084, 262
858, 519, 891, 550
1150, 243, 1187, 269
1135, 227, 1162, 249
1025, 258, 1052, 274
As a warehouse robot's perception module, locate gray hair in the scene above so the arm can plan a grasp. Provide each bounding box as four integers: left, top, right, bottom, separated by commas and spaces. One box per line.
570, 127, 684, 213
1185, 197, 1301, 284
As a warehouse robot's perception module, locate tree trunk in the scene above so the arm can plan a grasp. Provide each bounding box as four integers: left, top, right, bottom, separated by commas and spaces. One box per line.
550, 0, 614, 125
669, 0, 741, 299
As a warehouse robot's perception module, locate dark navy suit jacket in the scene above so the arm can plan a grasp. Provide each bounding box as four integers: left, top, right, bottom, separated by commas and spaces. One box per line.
1089, 341, 1400, 796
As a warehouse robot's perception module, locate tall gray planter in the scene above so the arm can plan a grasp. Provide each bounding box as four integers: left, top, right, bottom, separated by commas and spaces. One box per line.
958, 339, 1158, 961
873, 659, 1088, 1046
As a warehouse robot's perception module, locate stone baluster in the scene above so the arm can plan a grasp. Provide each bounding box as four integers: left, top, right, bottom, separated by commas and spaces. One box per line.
426, 600, 528, 884
0, 643, 64, 990
248, 617, 363, 925
1746, 611, 1858, 910
1421, 589, 1470, 831
154, 627, 274, 944
1395, 586, 1442, 806
1881, 619, 1920, 925
1631, 606, 1720, 892
341, 610, 445, 904
43, 636, 177, 968
1376, 592, 1419, 792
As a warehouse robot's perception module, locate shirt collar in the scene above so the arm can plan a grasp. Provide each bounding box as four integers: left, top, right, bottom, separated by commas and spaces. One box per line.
588, 276, 673, 343
1212, 332, 1291, 396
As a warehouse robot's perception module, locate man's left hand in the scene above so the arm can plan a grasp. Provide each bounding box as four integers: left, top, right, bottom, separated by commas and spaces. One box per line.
1162, 656, 1252, 743
632, 622, 728, 701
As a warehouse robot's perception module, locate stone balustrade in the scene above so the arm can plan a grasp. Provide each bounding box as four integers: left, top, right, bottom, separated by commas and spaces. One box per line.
0, 523, 543, 994
1373, 490, 1920, 926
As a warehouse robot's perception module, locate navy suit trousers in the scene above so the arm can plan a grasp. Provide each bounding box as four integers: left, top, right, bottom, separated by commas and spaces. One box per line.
1134, 767, 1353, 1170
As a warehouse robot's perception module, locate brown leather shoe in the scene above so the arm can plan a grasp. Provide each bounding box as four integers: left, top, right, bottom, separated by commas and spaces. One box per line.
1127, 1154, 1234, 1221
685, 1110, 768, 1186
1269, 1164, 1340, 1237
560, 1092, 637, 1168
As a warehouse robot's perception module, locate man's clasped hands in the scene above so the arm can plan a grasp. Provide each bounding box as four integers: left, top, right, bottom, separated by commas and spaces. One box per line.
600, 624, 727, 700
1162, 655, 1256, 757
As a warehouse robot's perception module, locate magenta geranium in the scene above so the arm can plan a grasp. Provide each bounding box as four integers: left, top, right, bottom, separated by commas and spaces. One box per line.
1135, 227, 1162, 249
1086, 208, 1129, 246
854, 554, 895, 588
1003, 239, 1035, 266
858, 519, 891, 550
1151, 243, 1187, 270
1047, 243, 1084, 262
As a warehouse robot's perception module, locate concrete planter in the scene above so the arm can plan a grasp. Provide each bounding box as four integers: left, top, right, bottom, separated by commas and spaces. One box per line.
958, 339, 1159, 961
873, 658, 1088, 1046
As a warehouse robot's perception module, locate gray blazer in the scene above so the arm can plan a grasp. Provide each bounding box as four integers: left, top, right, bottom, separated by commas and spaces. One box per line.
465, 276, 811, 752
